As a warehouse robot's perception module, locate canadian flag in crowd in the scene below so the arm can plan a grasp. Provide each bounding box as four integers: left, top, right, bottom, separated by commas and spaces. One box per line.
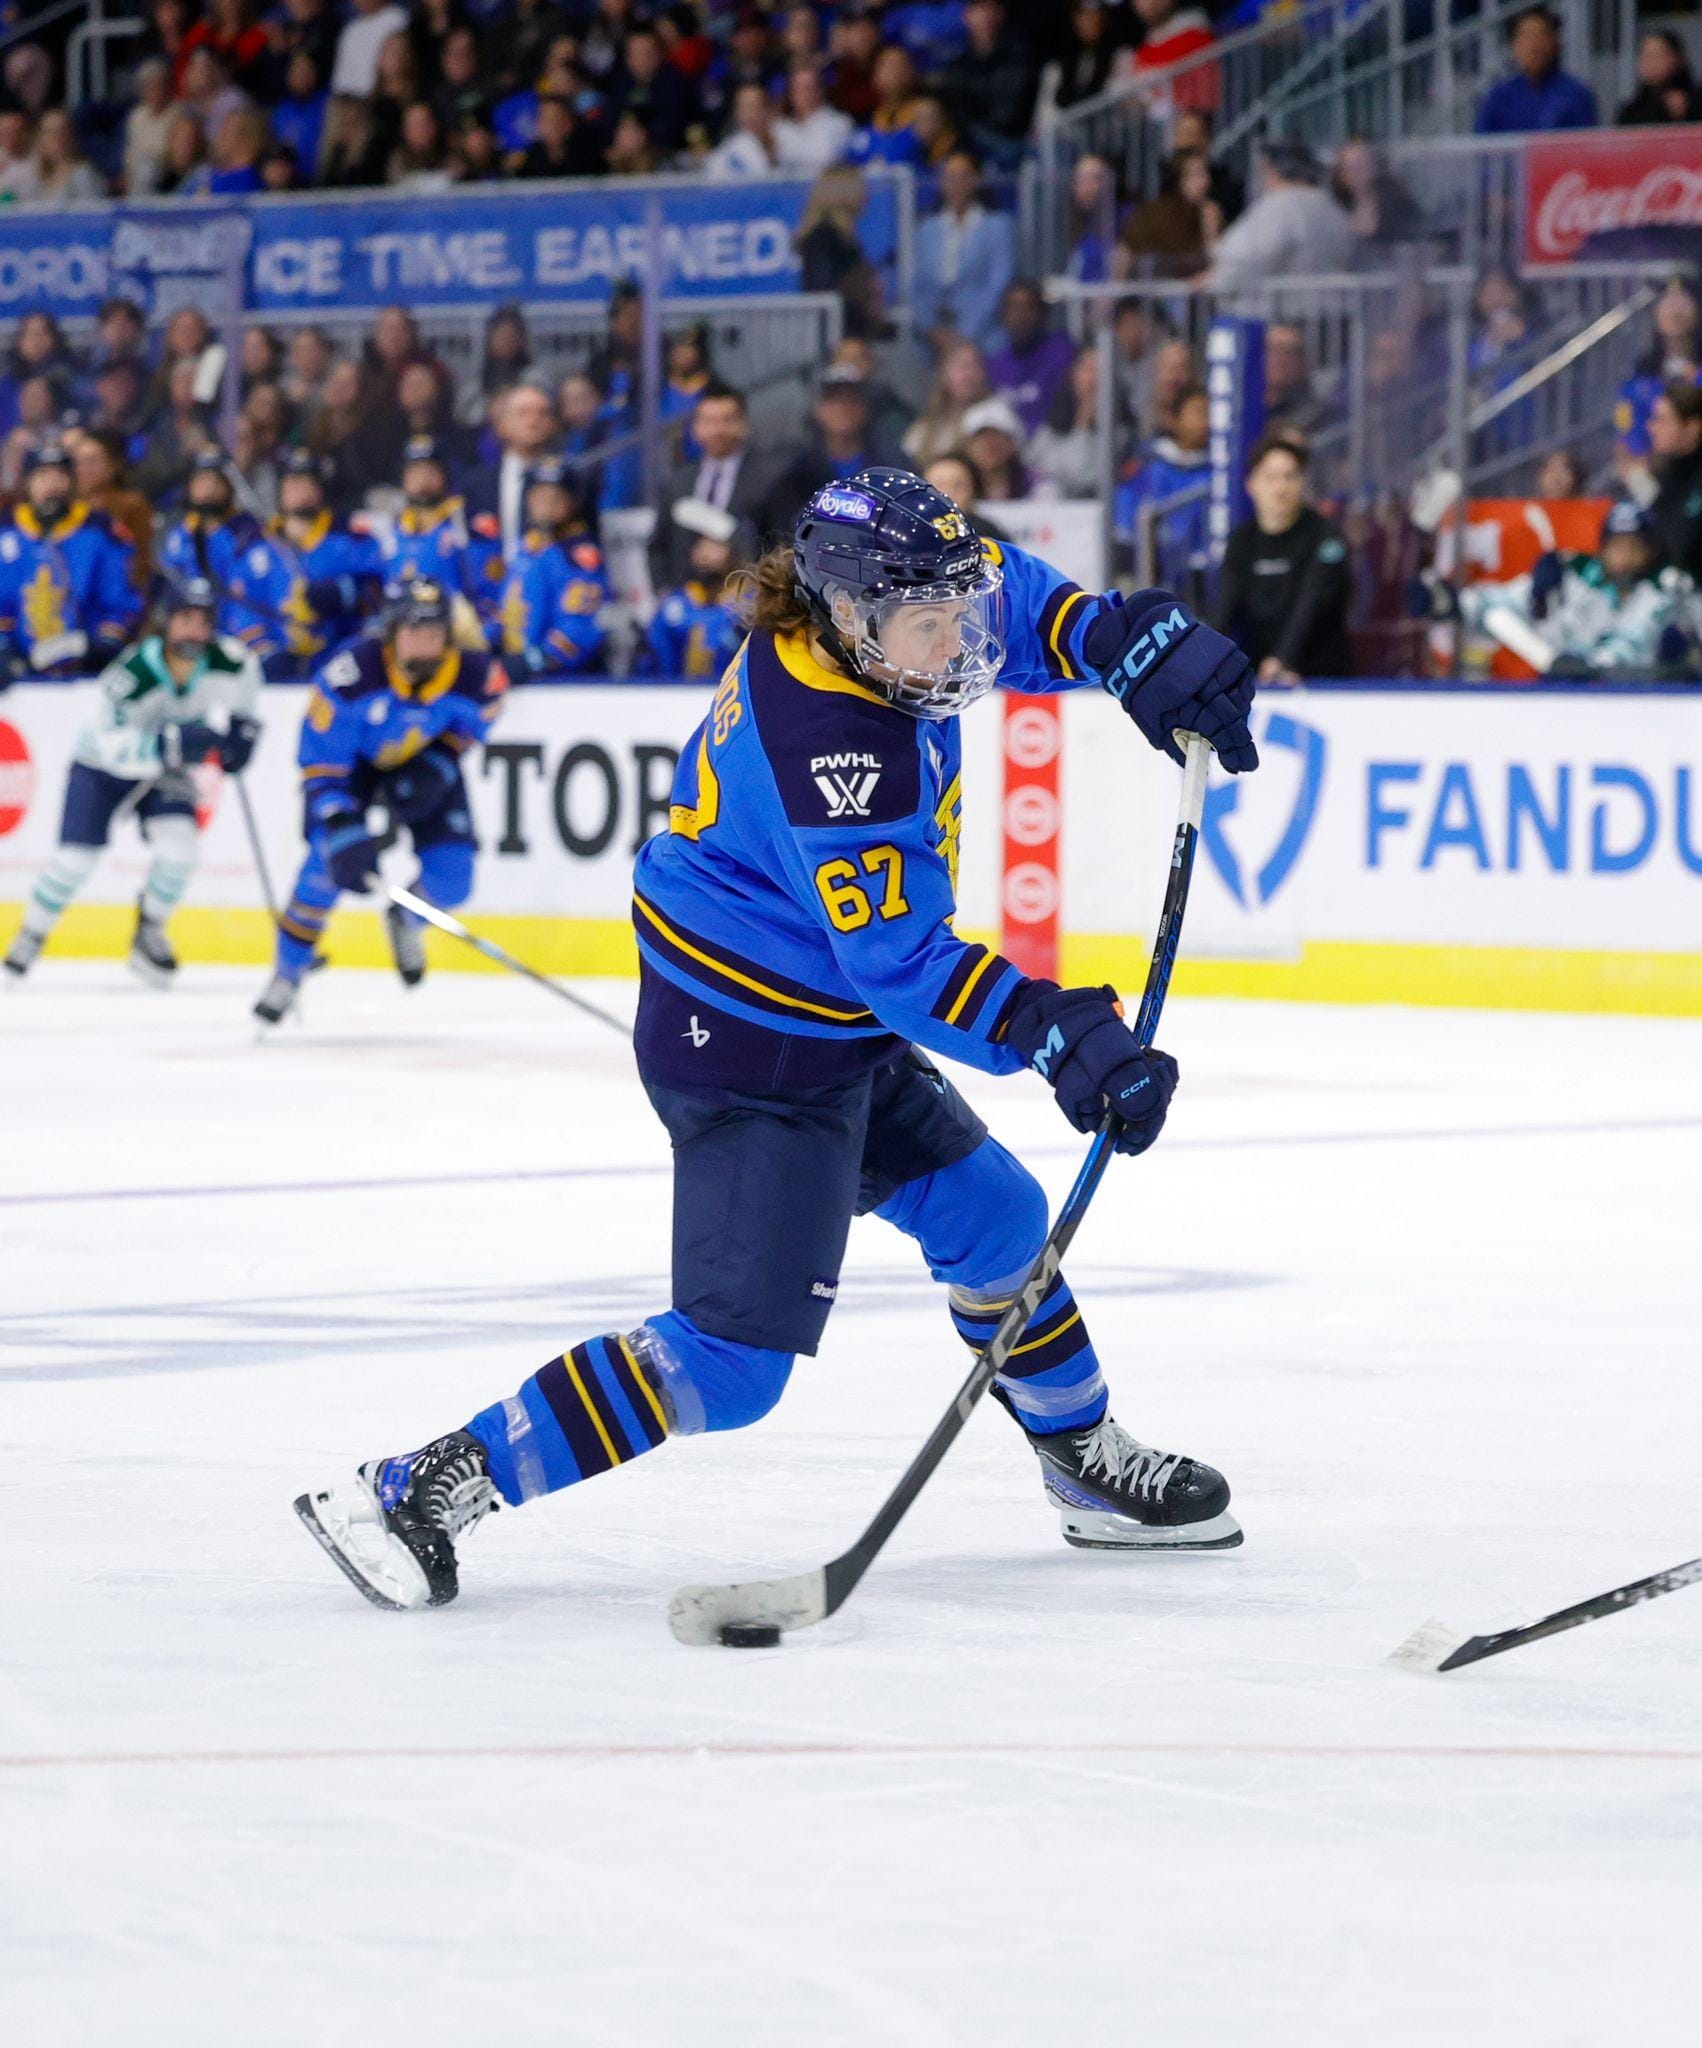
1524, 126, 1702, 265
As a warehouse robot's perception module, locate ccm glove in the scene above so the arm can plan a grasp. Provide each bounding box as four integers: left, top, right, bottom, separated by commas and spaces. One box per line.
1004, 980, 1179, 1157
158, 720, 222, 769
1085, 591, 1259, 775
321, 811, 381, 893
217, 716, 258, 774
382, 747, 459, 825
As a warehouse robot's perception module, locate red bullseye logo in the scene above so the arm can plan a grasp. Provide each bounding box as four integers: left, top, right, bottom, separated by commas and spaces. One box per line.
1003, 862, 1060, 924
1004, 703, 1061, 770
0, 720, 33, 836
1003, 785, 1059, 846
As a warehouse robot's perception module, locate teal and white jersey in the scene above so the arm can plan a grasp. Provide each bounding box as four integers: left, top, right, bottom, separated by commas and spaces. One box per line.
75, 634, 264, 780
1467, 558, 1695, 676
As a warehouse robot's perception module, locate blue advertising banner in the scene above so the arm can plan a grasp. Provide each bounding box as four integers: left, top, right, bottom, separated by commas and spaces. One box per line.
1205, 317, 1266, 565
0, 176, 904, 321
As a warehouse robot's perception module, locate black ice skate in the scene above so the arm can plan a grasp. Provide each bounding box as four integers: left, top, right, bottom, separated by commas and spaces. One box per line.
385, 901, 426, 987
1025, 1412, 1242, 1551
295, 1430, 499, 1611
3, 927, 42, 977
128, 898, 177, 987
252, 971, 299, 1026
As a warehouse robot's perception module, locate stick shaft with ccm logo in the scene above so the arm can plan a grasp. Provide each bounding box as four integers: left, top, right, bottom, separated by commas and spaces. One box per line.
667, 732, 1214, 1646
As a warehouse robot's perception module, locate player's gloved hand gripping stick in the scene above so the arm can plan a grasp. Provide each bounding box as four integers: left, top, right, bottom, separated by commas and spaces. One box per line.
669, 731, 1216, 1646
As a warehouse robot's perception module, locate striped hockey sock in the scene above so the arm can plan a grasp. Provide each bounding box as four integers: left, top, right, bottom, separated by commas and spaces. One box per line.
468, 1333, 672, 1505
949, 1272, 1109, 1435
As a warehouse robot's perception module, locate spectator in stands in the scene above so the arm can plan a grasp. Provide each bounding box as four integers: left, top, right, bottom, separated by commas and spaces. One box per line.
1331, 140, 1427, 252
0, 315, 73, 438
760, 367, 898, 530
911, 152, 1015, 354
34, 110, 106, 203
3, 43, 55, 122
1205, 141, 1357, 294
432, 27, 487, 132
207, 106, 270, 194
1125, 0, 1217, 120
827, 4, 881, 122
1064, 155, 1119, 284
318, 95, 388, 188
1041, 0, 1127, 116
1216, 435, 1353, 682
557, 370, 616, 507
181, 48, 249, 140
1137, 334, 1195, 440
499, 459, 608, 677
1171, 107, 1244, 224
922, 450, 1013, 543
282, 327, 334, 417
613, 24, 694, 154
331, 0, 408, 98
849, 49, 927, 167
650, 383, 779, 585
1535, 448, 1585, 499
940, 0, 1038, 167
389, 101, 455, 190
1119, 149, 1216, 278
909, 94, 963, 167
1263, 322, 1332, 438
829, 335, 915, 455
125, 60, 178, 194
1619, 31, 1702, 126
1475, 6, 1598, 134
1028, 345, 1102, 499
904, 338, 993, 468
301, 358, 372, 512
1107, 300, 1159, 433
89, 363, 153, 460
794, 165, 884, 339
987, 281, 1077, 437
511, 92, 606, 179
776, 63, 853, 173
959, 395, 1030, 502
1647, 381, 1702, 580
183, 0, 270, 96
0, 110, 38, 202
1614, 279, 1702, 464
604, 108, 660, 176
269, 0, 339, 80
1468, 265, 1532, 375
238, 327, 283, 403
93, 302, 150, 383
468, 381, 560, 551
1115, 381, 1210, 581
707, 81, 784, 178
271, 52, 329, 177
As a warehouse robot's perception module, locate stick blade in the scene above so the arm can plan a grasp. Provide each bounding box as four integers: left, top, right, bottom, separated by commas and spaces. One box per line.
1389, 1616, 1476, 1673
668, 1568, 830, 1646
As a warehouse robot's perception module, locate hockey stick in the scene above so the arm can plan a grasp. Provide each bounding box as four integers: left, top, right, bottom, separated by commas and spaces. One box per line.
668, 731, 1215, 1646
384, 883, 630, 1037
1391, 1553, 1702, 1674
229, 771, 281, 927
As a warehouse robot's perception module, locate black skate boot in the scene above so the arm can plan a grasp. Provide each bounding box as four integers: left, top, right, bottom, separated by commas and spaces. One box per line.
1021, 1407, 1242, 1551
385, 901, 426, 987
252, 971, 300, 1026
4, 926, 43, 977
128, 898, 177, 987
295, 1430, 499, 1611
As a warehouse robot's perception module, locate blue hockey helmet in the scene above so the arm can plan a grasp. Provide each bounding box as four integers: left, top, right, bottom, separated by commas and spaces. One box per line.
384, 574, 453, 635
792, 467, 1005, 719
1601, 498, 1654, 544
167, 574, 219, 618
25, 435, 73, 479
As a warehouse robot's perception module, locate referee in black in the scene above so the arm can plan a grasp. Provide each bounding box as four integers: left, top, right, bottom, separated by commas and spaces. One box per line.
1215, 434, 1354, 682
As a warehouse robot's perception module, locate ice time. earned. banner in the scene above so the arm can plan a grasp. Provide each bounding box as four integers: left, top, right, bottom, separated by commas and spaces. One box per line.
0, 175, 906, 318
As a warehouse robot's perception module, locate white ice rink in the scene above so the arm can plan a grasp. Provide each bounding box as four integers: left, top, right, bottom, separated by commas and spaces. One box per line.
4, 963, 1700, 2047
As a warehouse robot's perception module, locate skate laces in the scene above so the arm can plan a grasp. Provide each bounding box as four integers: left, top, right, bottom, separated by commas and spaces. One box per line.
418, 1442, 498, 1541
1075, 1419, 1182, 1502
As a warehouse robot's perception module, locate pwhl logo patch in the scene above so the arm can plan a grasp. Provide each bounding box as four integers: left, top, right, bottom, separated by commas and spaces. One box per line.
1201, 710, 1326, 907
811, 751, 881, 818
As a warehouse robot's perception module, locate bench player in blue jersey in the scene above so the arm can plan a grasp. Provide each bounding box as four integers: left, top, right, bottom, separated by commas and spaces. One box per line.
295, 468, 1260, 1612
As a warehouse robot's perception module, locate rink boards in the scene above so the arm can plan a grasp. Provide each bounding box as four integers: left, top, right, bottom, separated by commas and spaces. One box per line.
1, 677, 1700, 1015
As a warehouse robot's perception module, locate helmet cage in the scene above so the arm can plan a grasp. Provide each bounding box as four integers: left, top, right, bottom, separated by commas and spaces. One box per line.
820, 560, 1005, 720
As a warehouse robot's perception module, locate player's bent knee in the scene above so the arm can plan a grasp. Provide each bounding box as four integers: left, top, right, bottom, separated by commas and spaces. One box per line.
418, 840, 475, 909
896, 1137, 1050, 1293
634, 1310, 794, 1435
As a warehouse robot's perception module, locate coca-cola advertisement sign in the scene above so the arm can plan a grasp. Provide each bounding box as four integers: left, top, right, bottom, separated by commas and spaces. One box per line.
1525, 127, 1702, 265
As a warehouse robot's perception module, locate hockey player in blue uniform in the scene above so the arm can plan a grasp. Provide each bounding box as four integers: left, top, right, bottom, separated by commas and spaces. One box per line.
225, 450, 385, 679
294, 469, 1260, 1613
158, 449, 264, 638
641, 507, 752, 678
0, 438, 140, 681
497, 458, 609, 677
253, 576, 508, 1025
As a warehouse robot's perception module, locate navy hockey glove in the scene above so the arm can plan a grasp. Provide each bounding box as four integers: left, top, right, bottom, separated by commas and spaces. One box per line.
382, 747, 459, 825
1085, 591, 1259, 775
1527, 550, 1565, 621
321, 811, 381, 893
217, 716, 258, 774
304, 574, 359, 618
1004, 981, 1179, 1156
159, 719, 222, 769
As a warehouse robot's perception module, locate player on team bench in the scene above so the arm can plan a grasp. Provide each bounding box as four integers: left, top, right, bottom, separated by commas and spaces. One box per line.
295, 469, 1260, 1612
4, 578, 261, 987
253, 576, 508, 1027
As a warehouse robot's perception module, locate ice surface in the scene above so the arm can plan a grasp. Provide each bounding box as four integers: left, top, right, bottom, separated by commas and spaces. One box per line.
4, 965, 1700, 2047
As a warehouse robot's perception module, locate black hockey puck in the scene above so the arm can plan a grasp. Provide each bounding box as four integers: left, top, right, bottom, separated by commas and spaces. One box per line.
718, 1622, 782, 1648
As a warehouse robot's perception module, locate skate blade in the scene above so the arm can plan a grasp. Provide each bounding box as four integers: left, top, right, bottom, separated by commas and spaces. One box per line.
1060, 1505, 1244, 1552
293, 1481, 437, 1611
1389, 1617, 1473, 1673
126, 952, 174, 989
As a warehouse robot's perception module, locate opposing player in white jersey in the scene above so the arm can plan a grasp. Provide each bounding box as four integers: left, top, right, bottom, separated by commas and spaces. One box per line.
3, 579, 263, 986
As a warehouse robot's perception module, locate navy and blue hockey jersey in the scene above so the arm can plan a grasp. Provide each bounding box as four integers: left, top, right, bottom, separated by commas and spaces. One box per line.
642, 580, 745, 678
226, 514, 385, 670
632, 538, 1108, 1090
499, 529, 609, 675
385, 498, 504, 614
158, 510, 264, 638
0, 503, 139, 675
297, 636, 508, 832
